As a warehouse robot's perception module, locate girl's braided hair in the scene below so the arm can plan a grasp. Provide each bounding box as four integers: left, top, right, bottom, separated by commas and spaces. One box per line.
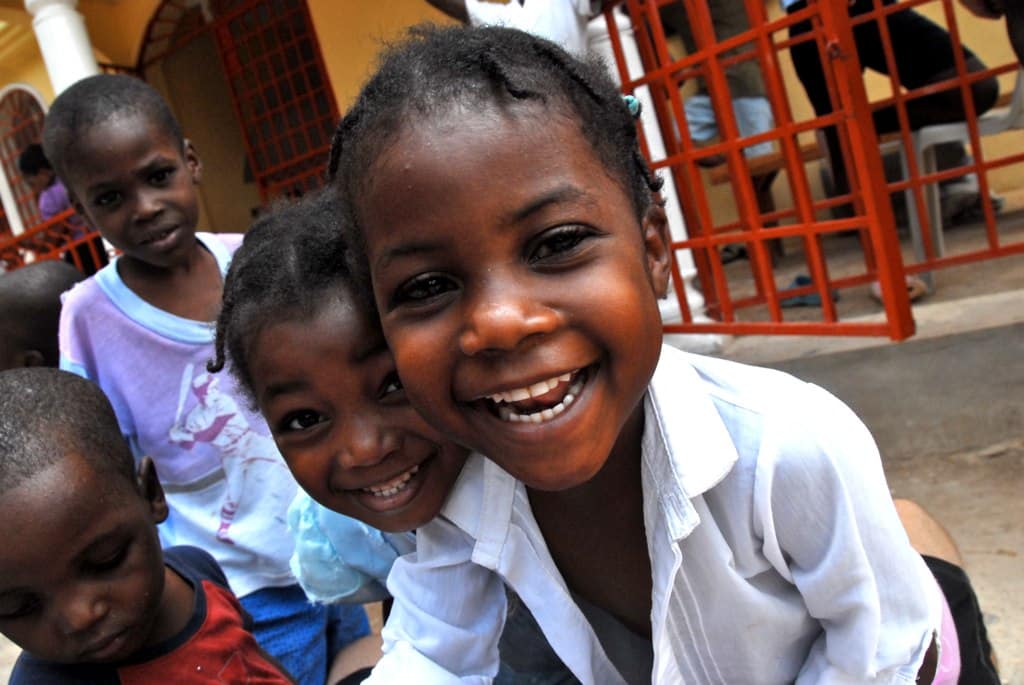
326, 23, 662, 298
208, 188, 363, 404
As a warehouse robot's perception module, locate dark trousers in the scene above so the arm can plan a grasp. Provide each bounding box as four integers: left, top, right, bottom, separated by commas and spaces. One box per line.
787, 0, 999, 195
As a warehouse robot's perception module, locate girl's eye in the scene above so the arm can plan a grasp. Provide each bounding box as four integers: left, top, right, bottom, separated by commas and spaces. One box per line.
93, 191, 121, 209
529, 225, 590, 263
282, 410, 326, 432
85, 544, 129, 574
392, 273, 457, 307
150, 167, 174, 184
0, 596, 40, 621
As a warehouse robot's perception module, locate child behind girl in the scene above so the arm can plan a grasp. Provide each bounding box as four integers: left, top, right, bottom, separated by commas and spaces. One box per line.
0, 260, 83, 370
209, 188, 580, 684
328, 25, 998, 684
43, 74, 369, 683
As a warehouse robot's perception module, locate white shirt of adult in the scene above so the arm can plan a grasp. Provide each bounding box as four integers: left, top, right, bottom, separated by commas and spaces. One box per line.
465, 0, 604, 57
367, 345, 941, 684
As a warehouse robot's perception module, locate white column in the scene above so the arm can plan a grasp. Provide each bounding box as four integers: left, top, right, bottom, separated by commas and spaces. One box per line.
588, 13, 725, 353
0, 166, 25, 236
24, 0, 100, 96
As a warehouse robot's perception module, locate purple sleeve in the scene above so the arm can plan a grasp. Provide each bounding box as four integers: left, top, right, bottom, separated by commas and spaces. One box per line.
37, 180, 72, 221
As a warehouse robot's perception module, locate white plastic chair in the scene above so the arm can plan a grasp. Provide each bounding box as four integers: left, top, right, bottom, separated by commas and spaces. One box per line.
882, 68, 1024, 287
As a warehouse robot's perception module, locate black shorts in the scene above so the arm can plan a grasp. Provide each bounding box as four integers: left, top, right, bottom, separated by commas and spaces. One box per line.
922, 555, 1000, 685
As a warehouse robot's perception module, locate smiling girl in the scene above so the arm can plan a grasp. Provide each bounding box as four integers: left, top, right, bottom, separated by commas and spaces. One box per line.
325, 25, 976, 684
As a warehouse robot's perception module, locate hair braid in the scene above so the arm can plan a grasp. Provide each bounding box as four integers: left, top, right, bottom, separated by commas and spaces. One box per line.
530, 41, 605, 105
478, 46, 537, 101
207, 278, 237, 374
633, 149, 664, 194
328, 106, 363, 180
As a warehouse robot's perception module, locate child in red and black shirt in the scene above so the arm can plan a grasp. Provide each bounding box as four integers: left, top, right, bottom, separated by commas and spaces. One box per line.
0, 368, 293, 684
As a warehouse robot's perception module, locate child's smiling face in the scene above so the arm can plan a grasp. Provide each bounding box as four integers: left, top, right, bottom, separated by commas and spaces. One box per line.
247, 292, 469, 532
0, 455, 175, 663
62, 113, 202, 270
357, 106, 671, 491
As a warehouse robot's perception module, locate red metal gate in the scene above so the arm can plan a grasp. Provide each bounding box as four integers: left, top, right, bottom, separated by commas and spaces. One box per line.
604, 0, 1023, 339
0, 88, 46, 232
138, 0, 339, 202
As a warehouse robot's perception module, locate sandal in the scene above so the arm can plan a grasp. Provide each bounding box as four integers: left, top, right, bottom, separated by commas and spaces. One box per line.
869, 275, 929, 303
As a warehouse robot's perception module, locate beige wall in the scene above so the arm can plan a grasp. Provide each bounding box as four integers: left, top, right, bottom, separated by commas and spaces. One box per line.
147, 34, 262, 234
0, 54, 53, 103
79, 0, 160, 68
307, 0, 455, 110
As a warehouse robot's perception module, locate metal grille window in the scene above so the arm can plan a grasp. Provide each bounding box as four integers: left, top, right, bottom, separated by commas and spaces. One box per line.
0, 88, 46, 233
139, 0, 338, 202
606, 0, 1022, 339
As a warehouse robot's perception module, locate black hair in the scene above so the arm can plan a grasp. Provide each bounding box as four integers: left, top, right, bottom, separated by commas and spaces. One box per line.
17, 143, 50, 177
0, 261, 86, 367
208, 187, 361, 403
42, 74, 184, 182
0, 367, 135, 496
327, 24, 662, 294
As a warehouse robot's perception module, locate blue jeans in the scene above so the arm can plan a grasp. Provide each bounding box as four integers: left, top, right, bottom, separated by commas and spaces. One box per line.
495, 591, 579, 685
241, 584, 370, 685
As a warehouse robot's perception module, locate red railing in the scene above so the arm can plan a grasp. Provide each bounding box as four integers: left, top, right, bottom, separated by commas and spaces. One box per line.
0, 209, 108, 274
604, 0, 1022, 339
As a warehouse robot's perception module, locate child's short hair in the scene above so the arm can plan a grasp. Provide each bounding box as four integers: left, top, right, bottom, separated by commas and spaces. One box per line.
42, 74, 184, 181
209, 188, 357, 402
0, 261, 85, 368
0, 368, 135, 496
328, 24, 662, 273
17, 144, 50, 178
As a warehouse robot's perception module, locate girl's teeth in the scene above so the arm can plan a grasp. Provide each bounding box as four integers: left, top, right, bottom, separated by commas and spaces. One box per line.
496, 374, 585, 424
527, 379, 553, 396
363, 465, 419, 497
508, 387, 531, 402
489, 371, 576, 404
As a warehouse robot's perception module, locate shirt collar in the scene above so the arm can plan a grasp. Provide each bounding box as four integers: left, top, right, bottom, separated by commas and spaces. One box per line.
641, 345, 740, 541
439, 345, 741, 549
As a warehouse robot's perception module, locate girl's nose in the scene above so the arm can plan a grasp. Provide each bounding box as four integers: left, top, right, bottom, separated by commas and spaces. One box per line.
57, 590, 107, 637
133, 190, 163, 223
458, 285, 560, 356
335, 416, 401, 471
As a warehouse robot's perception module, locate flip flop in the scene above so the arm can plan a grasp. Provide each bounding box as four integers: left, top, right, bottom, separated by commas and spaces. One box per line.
780, 274, 840, 308
720, 244, 747, 264
869, 275, 929, 303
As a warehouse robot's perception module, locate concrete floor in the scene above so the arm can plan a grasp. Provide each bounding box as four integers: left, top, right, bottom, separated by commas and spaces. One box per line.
1, 218, 1020, 682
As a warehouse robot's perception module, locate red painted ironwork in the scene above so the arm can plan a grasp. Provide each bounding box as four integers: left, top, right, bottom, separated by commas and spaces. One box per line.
0, 209, 106, 274
137, 0, 339, 202
604, 0, 1021, 339
0, 89, 46, 233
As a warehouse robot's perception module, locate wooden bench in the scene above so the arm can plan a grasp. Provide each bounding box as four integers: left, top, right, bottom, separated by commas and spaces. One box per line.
705, 139, 825, 187
699, 140, 826, 261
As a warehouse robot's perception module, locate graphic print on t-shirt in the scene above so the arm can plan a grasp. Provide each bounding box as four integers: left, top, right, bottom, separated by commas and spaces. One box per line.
169, 365, 289, 544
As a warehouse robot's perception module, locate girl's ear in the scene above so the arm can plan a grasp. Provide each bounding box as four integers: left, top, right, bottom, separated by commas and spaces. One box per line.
641, 205, 672, 299
183, 139, 203, 184
137, 456, 169, 524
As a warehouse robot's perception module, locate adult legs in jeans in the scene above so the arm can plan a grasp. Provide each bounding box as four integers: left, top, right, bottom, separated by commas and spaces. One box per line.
787, 0, 999, 198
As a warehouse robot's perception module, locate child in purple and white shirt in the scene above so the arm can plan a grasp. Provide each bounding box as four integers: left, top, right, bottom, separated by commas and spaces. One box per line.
47, 74, 373, 683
